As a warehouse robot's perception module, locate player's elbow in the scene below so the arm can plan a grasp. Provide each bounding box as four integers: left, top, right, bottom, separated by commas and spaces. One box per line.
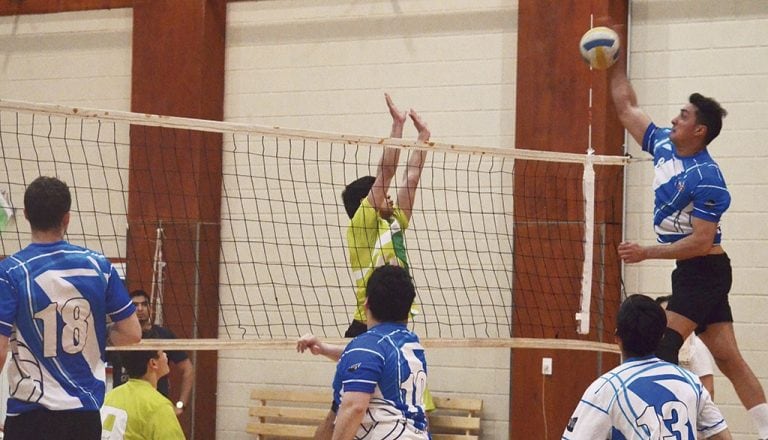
347, 399, 368, 416
110, 315, 142, 346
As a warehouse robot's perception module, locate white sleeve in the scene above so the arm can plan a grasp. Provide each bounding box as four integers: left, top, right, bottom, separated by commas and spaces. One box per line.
687, 335, 714, 378
562, 381, 612, 440
697, 387, 727, 438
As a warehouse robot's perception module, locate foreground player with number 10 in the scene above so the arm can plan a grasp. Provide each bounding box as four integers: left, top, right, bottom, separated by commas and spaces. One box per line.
605, 19, 768, 438
0, 176, 141, 440
297, 265, 429, 440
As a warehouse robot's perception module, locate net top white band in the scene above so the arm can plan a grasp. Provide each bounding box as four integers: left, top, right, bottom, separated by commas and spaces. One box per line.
0, 99, 629, 166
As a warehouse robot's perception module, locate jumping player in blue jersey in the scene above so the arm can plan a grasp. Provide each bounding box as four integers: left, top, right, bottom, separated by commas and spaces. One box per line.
607, 21, 768, 438
0, 176, 142, 440
564, 294, 731, 439
297, 265, 429, 440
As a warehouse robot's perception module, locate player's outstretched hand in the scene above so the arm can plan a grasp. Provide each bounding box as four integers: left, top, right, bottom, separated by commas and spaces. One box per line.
296, 333, 324, 356
409, 109, 431, 143
385, 93, 407, 136
618, 241, 647, 264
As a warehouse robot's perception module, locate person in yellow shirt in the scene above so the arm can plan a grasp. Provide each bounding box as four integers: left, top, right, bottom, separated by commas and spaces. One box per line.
101, 350, 185, 440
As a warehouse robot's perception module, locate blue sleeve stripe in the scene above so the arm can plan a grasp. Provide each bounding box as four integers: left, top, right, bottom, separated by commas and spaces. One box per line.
641, 123, 657, 154
700, 419, 726, 431
579, 398, 609, 415
343, 379, 377, 385
346, 347, 385, 360
108, 301, 133, 317
0, 321, 12, 337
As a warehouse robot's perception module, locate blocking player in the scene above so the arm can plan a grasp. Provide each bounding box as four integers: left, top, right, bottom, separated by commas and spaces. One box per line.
563, 294, 731, 439
607, 21, 768, 438
298, 265, 429, 440
0, 176, 141, 439
341, 92, 429, 338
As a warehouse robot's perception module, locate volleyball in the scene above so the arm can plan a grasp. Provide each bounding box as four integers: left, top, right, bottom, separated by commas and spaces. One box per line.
579, 26, 620, 70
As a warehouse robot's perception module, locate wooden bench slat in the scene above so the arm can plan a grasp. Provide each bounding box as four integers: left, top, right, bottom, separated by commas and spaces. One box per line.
247, 388, 482, 438
432, 435, 479, 440
250, 405, 328, 421
431, 396, 483, 412
246, 422, 316, 438
429, 414, 481, 430
251, 388, 331, 403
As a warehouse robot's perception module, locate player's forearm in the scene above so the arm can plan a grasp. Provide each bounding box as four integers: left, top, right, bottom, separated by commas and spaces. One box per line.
644, 234, 716, 261
0, 335, 8, 372
708, 428, 732, 440
377, 147, 400, 180
319, 342, 344, 361
178, 360, 195, 408
331, 399, 367, 440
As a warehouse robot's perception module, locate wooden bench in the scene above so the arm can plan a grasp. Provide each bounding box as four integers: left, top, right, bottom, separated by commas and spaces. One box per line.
247, 388, 482, 439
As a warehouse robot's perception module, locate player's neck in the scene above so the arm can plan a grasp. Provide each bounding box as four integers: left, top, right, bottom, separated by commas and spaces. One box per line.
675, 140, 706, 157
141, 373, 160, 388
30, 228, 65, 244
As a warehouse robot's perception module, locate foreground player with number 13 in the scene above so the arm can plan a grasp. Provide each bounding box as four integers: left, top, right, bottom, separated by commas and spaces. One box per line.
0, 176, 141, 440
563, 295, 730, 439
605, 19, 768, 438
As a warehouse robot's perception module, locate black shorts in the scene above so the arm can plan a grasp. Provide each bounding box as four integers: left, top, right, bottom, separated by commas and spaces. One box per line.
669, 253, 733, 334
4, 409, 101, 440
344, 319, 367, 338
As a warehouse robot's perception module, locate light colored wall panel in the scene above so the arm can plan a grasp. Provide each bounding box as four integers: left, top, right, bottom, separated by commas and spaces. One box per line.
0, 9, 132, 109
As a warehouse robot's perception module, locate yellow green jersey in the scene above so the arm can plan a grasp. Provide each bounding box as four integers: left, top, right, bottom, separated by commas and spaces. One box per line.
101, 379, 185, 440
347, 198, 409, 322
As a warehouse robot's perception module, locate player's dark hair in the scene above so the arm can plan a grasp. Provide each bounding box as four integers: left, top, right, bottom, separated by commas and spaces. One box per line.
616, 294, 667, 357
342, 176, 375, 219
689, 93, 727, 145
130, 289, 149, 299
24, 176, 71, 231
121, 350, 161, 378
366, 265, 415, 323
654, 295, 672, 307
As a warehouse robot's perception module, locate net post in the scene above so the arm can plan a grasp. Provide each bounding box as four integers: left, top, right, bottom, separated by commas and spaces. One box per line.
576, 149, 596, 335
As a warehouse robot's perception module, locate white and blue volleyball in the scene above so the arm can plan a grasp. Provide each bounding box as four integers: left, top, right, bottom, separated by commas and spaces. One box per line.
579, 26, 620, 70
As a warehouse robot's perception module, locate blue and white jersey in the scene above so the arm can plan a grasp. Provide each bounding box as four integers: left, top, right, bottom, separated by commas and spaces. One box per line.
333, 322, 429, 439
0, 241, 136, 414
642, 123, 730, 244
563, 356, 727, 440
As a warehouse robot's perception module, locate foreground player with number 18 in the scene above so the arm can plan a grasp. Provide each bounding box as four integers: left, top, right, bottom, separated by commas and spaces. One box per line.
0, 176, 141, 440
297, 265, 429, 440
563, 295, 730, 439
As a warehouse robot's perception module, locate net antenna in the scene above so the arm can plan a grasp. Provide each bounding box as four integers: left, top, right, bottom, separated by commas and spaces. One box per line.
150, 224, 167, 326
576, 148, 596, 335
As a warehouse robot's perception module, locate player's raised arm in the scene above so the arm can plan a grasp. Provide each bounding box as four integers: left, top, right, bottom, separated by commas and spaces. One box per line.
607, 24, 652, 146
397, 109, 430, 221
367, 93, 405, 214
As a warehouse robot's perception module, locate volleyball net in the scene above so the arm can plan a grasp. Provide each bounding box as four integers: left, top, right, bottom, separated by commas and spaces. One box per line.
0, 100, 627, 351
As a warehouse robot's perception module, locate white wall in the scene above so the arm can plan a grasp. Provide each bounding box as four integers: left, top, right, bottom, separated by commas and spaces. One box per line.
0, 9, 132, 109
623, 1, 768, 439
